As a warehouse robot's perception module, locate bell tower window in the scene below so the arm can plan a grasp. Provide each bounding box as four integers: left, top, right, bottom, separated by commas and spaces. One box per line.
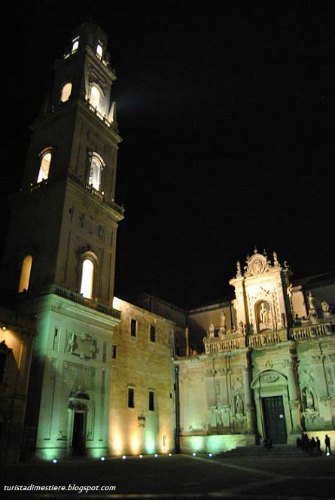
71, 38, 79, 53
80, 258, 94, 299
96, 43, 103, 59
18, 255, 33, 293
89, 84, 103, 111
88, 153, 104, 191
60, 82, 72, 103
37, 151, 52, 183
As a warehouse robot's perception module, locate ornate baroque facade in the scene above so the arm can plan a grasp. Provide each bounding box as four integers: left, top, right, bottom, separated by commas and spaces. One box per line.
177, 250, 335, 453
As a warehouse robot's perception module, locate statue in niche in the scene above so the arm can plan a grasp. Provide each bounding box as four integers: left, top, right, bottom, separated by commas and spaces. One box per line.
208, 323, 215, 338
259, 302, 271, 329
302, 387, 315, 410
234, 393, 244, 415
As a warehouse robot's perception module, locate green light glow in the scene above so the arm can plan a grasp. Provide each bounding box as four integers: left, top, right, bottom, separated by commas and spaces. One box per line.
182, 434, 248, 454
145, 433, 156, 454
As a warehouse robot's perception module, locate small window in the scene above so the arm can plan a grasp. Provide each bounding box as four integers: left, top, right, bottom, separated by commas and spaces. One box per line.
130, 319, 137, 337
37, 151, 52, 183
80, 258, 94, 299
88, 154, 104, 191
150, 325, 156, 343
18, 255, 33, 292
52, 327, 59, 351
149, 391, 155, 411
128, 387, 135, 408
112, 345, 117, 359
60, 82, 72, 103
71, 38, 79, 53
96, 43, 103, 59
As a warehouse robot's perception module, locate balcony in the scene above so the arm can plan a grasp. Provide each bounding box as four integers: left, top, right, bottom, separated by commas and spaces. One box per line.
41, 284, 121, 320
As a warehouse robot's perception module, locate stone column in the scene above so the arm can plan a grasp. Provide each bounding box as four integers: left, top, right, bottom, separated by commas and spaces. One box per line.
287, 357, 301, 432
242, 364, 255, 434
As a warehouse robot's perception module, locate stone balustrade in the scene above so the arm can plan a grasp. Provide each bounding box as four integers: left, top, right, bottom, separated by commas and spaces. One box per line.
290, 322, 333, 341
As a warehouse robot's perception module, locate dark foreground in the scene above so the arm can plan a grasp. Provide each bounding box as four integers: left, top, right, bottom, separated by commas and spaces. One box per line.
0, 453, 334, 499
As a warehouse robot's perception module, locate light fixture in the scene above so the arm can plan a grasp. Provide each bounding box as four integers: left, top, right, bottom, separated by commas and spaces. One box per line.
100, 457, 105, 461
122, 455, 126, 460
52, 459, 57, 464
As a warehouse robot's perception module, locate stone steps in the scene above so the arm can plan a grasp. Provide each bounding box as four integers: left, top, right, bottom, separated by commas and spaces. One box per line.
220, 444, 308, 458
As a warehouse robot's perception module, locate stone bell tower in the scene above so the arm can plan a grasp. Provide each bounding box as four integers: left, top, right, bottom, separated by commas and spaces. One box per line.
0, 23, 124, 459
1, 22, 123, 305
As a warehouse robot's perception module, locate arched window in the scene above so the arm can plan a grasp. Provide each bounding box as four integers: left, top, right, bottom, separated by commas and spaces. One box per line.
89, 84, 103, 111
37, 151, 52, 183
80, 258, 94, 299
88, 153, 104, 191
60, 82, 72, 103
96, 43, 103, 59
18, 255, 33, 292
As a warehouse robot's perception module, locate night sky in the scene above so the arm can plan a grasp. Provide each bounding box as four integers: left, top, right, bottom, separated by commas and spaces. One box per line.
1, 1, 335, 308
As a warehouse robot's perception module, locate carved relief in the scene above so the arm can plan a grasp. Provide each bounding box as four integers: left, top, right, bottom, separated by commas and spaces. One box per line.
68, 332, 98, 360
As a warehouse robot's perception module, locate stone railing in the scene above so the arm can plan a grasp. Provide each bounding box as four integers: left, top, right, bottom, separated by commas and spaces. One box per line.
247, 329, 287, 347
41, 284, 121, 320
290, 323, 333, 341
203, 334, 246, 354
67, 172, 124, 216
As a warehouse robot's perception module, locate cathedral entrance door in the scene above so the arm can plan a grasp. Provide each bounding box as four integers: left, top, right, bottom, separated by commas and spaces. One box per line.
262, 396, 287, 444
72, 412, 86, 456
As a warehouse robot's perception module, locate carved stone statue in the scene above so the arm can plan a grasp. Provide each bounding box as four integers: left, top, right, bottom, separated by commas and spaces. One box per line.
259, 302, 271, 326
208, 323, 215, 338
238, 321, 246, 336
321, 301, 332, 319
236, 261, 242, 278
321, 301, 330, 312
273, 250, 278, 264
302, 387, 315, 410
220, 310, 226, 328
235, 393, 244, 415
308, 291, 316, 312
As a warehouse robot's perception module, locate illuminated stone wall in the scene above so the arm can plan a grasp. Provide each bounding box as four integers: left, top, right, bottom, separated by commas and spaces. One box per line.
21, 293, 119, 460
0, 307, 35, 463
109, 298, 176, 455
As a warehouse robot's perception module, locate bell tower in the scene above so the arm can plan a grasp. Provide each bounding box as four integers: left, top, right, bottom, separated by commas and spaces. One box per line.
1, 22, 123, 306
0, 23, 124, 460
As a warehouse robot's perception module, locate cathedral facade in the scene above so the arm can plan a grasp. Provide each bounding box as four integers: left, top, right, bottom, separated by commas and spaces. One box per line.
177, 251, 335, 453
0, 23, 334, 463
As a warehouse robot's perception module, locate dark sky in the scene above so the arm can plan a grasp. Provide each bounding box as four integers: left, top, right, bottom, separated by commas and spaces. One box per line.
1, 0, 335, 308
